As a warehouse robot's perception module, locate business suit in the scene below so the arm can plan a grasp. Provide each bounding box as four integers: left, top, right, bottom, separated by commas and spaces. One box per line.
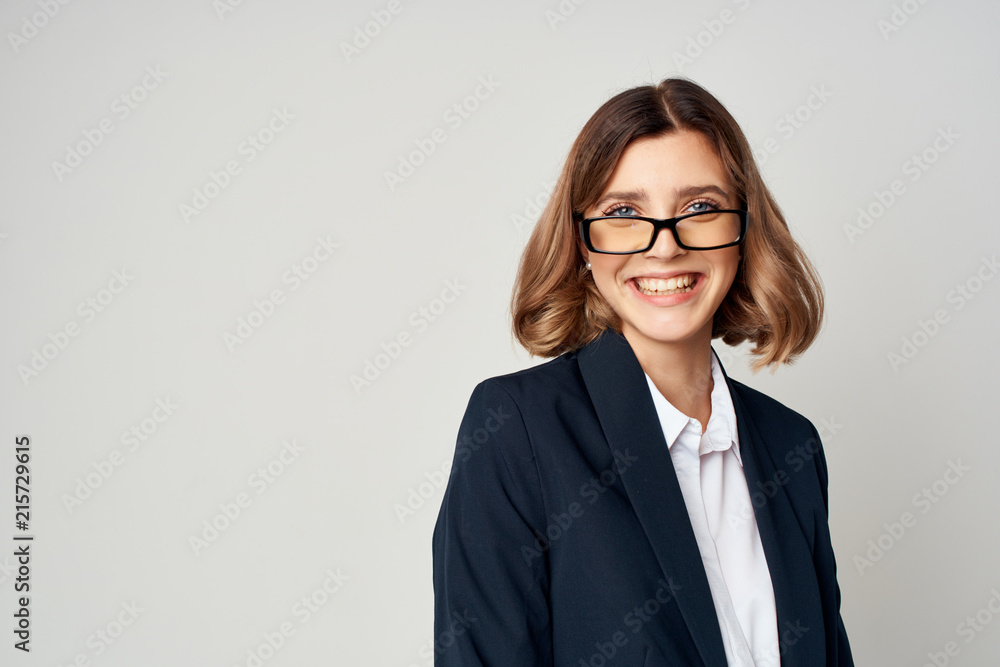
432, 328, 853, 666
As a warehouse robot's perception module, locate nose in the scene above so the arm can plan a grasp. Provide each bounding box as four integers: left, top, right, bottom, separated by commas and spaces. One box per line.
645, 224, 686, 260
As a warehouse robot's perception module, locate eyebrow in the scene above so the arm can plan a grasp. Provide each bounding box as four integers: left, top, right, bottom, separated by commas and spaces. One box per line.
593, 184, 733, 209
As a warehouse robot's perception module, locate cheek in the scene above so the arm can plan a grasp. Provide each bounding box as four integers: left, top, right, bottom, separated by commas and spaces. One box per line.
589, 257, 630, 295
711, 249, 740, 288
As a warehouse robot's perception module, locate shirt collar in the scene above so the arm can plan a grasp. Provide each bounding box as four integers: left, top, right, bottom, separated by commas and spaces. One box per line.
643, 348, 742, 465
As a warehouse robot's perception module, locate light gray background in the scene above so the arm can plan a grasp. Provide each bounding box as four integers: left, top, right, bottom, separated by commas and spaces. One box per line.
1, 0, 998, 665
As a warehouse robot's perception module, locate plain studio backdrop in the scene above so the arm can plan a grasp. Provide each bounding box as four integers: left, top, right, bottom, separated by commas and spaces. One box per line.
1, 0, 998, 665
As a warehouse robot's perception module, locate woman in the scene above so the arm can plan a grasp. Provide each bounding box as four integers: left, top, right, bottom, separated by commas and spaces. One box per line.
432, 78, 853, 666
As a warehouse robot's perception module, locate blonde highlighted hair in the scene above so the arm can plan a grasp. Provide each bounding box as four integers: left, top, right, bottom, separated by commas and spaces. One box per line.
510, 78, 823, 372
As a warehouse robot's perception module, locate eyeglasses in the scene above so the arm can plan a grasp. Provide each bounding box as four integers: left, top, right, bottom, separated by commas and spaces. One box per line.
578, 209, 748, 254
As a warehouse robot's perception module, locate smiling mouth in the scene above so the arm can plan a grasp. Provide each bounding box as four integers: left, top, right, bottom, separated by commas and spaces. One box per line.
633, 274, 698, 296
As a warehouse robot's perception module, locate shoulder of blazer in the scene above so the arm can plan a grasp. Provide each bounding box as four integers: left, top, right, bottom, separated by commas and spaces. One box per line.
454, 351, 583, 471
473, 347, 590, 408
726, 375, 818, 443
461, 349, 601, 477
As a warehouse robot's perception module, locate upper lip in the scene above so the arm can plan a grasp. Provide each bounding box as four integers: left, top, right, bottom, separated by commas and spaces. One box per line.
627, 271, 701, 281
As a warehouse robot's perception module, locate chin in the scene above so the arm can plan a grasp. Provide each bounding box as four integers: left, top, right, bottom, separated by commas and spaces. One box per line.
624, 319, 706, 347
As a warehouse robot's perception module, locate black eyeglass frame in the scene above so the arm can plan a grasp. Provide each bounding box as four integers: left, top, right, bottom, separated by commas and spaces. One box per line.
578, 209, 749, 254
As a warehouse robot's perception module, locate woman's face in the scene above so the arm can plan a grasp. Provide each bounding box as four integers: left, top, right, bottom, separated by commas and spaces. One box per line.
580, 130, 741, 354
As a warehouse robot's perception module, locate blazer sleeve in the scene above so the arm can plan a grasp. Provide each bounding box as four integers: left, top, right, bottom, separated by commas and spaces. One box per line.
811, 424, 856, 666
432, 379, 553, 666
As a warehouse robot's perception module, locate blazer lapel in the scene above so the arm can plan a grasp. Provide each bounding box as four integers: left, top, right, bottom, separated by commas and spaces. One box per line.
577, 330, 727, 666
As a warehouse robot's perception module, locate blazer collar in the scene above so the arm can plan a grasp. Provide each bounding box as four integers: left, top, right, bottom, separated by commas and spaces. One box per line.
576, 329, 824, 666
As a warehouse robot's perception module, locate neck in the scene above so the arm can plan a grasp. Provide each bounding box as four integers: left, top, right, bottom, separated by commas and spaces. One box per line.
623, 324, 715, 431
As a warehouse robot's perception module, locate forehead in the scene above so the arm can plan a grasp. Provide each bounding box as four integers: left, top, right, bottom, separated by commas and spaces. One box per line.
603, 131, 732, 194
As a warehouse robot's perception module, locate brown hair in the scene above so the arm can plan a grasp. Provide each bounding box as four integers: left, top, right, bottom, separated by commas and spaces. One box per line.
510, 78, 823, 372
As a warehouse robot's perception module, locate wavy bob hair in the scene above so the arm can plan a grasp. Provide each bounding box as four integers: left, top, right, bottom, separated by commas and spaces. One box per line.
511, 77, 823, 371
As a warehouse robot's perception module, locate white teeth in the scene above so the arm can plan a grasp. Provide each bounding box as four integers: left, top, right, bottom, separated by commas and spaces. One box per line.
634, 274, 696, 295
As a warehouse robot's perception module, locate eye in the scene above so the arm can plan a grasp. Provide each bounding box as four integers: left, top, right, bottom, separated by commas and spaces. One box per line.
685, 198, 722, 214
602, 204, 637, 217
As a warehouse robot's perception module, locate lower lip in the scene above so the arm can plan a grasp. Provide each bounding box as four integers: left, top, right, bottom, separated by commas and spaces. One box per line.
627, 275, 702, 306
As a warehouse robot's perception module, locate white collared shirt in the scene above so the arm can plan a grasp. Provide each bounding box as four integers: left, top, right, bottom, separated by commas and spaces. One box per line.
644, 350, 780, 666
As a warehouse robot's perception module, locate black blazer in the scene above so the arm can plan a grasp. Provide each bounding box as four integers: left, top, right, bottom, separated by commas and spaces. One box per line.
432, 329, 853, 666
